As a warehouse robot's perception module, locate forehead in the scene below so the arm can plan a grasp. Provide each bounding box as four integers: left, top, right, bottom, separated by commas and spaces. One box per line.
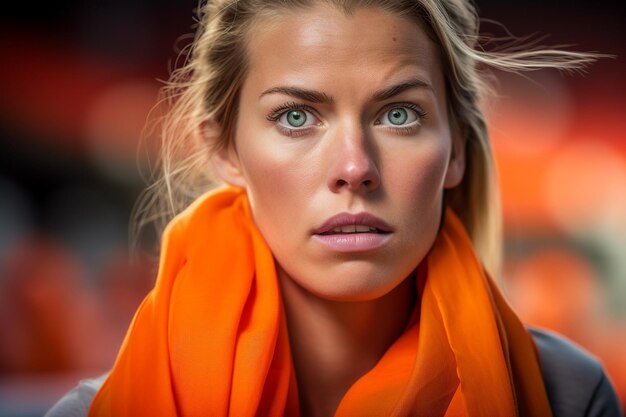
243, 4, 445, 99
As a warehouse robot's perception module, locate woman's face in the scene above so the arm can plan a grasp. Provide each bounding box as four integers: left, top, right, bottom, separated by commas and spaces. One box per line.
213, 4, 465, 301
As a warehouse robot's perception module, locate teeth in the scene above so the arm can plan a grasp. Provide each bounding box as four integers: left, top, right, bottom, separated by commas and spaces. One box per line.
329, 225, 378, 234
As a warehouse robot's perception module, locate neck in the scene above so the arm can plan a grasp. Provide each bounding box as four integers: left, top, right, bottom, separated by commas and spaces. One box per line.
278, 270, 416, 417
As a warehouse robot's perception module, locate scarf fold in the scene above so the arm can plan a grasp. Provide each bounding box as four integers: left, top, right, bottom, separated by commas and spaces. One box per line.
89, 187, 552, 416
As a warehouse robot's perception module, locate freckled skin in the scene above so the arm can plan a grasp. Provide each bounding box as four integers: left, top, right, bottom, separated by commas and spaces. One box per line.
215, 5, 464, 302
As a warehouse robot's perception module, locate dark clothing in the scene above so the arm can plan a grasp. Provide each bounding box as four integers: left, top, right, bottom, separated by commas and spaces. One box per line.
530, 328, 623, 417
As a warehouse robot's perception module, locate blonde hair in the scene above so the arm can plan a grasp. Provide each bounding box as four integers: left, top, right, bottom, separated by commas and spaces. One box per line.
132, 0, 597, 276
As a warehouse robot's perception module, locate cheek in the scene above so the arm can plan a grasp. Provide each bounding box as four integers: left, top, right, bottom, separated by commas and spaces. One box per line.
234, 129, 318, 248
383, 140, 451, 255
384, 140, 451, 208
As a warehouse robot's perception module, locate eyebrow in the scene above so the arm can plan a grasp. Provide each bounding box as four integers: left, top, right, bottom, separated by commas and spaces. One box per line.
259, 78, 433, 104
260, 86, 334, 103
372, 78, 433, 101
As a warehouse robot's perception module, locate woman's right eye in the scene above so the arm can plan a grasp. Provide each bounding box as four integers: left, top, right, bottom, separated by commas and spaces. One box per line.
277, 108, 317, 128
266, 104, 320, 137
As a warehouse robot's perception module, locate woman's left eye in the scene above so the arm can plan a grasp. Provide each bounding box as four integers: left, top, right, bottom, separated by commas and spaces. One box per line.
378, 106, 422, 126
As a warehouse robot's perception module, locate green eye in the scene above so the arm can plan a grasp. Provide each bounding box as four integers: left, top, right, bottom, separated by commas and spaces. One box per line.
271, 105, 318, 134
388, 108, 408, 125
286, 110, 307, 127
378, 105, 421, 127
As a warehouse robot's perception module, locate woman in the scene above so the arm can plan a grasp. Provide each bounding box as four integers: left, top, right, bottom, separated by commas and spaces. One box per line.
47, 0, 622, 416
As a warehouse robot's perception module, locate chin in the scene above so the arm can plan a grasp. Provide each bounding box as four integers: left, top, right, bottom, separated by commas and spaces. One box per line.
280, 261, 415, 303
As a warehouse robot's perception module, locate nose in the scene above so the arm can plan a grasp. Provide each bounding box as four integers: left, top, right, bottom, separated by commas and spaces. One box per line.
327, 126, 380, 193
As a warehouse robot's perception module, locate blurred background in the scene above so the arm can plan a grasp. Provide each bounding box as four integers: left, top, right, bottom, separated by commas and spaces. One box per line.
0, 1, 624, 415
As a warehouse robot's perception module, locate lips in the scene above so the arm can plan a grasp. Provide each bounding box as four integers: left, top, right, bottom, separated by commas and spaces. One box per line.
324, 224, 380, 234
312, 212, 393, 252
313, 212, 393, 235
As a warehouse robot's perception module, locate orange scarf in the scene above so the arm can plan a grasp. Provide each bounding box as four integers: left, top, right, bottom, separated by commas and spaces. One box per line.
89, 187, 552, 416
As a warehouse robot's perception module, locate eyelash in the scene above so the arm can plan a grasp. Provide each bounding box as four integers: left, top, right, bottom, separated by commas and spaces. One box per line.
266, 102, 315, 122
384, 103, 427, 120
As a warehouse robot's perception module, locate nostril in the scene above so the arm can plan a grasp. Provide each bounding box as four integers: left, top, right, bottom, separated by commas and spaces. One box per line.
333, 177, 378, 192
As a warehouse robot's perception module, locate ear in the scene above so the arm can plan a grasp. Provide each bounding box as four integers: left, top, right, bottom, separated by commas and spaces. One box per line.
203, 120, 248, 188
443, 123, 467, 189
